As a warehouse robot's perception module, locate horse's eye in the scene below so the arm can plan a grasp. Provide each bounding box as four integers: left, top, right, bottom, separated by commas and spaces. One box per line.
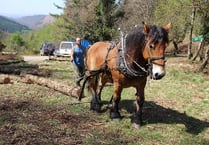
149, 44, 155, 49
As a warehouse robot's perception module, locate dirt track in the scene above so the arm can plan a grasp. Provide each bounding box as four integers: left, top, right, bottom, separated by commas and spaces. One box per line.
23, 56, 49, 63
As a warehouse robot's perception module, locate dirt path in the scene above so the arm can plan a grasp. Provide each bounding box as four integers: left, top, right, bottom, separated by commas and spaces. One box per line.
23, 55, 49, 63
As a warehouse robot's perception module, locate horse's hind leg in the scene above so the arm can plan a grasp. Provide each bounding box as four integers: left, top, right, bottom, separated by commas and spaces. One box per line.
88, 76, 102, 112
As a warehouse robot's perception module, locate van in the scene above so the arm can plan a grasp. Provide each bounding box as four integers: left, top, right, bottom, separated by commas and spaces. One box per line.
53, 41, 76, 57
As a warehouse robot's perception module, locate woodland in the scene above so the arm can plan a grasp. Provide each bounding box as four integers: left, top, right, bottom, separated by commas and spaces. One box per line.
0, 0, 209, 71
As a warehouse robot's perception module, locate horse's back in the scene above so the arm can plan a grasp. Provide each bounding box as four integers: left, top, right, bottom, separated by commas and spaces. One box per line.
86, 42, 111, 70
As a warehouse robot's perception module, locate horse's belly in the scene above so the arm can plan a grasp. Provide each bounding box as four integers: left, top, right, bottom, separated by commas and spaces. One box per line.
111, 70, 147, 88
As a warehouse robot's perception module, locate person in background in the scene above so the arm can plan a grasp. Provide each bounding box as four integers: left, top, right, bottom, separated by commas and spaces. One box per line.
70, 37, 86, 87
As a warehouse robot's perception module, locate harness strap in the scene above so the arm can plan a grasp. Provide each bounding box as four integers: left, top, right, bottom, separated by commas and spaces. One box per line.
117, 29, 148, 78
104, 41, 117, 68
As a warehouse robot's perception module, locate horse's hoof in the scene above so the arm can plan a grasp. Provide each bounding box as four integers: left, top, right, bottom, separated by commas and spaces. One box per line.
110, 111, 121, 119
90, 103, 102, 112
132, 123, 141, 129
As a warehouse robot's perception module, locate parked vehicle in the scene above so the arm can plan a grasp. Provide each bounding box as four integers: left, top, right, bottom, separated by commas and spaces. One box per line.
53, 41, 76, 57
53, 39, 91, 57
40, 42, 55, 56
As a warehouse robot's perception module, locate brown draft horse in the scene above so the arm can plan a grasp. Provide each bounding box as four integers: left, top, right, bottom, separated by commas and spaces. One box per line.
82, 23, 171, 127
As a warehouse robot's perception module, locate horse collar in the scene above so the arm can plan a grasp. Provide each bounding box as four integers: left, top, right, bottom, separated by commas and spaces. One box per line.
116, 31, 148, 78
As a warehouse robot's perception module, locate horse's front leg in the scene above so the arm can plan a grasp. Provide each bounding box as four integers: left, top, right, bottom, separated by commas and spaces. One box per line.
110, 83, 122, 119
132, 79, 147, 128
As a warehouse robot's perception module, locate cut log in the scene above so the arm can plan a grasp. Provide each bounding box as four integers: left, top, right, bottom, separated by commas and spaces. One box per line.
22, 74, 81, 99
0, 74, 11, 84
23, 74, 81, 98
0, 74, 82, 99
0, 66, 50, 77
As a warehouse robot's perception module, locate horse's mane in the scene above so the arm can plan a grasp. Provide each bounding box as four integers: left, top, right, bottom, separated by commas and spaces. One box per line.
148, 25, 169, 44
125, 25, 169, 50
125, 27, 145, 50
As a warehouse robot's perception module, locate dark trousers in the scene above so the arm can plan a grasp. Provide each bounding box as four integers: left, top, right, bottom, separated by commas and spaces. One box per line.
73, 65, 85, 86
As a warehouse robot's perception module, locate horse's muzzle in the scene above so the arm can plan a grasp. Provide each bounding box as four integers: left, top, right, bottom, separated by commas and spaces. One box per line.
151, 65, 166, 80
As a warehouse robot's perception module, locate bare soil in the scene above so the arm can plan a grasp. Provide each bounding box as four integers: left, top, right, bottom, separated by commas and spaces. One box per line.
0, 98, 101, 145
0, 54, 103, 144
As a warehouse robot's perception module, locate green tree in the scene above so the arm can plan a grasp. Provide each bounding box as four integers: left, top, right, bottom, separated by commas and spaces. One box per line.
58, 0, 99, 40
153, 0, 192, 55
58, 0, 123, 42
9, 32, 24, 52
198, 0, 209, 37
196, 0, 209, 71
92, 0, 124, 41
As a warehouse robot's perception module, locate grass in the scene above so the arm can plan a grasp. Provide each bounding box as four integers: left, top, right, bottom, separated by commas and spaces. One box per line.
0, 57, 208, 144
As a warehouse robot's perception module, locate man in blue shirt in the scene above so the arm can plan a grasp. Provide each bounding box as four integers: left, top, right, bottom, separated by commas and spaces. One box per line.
70, 37, 86, 87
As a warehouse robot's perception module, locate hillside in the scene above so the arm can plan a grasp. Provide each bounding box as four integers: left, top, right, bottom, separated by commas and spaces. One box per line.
0, 15, 30, 33
14, 15, 55, 30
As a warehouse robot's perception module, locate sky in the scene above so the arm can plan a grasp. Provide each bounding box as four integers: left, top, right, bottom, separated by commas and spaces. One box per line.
0, 0, 65, 17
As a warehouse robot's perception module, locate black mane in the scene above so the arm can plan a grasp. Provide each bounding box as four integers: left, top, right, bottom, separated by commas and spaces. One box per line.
125, 27, 145, 50
148, 25, 169, 44
125, 25, 169, 50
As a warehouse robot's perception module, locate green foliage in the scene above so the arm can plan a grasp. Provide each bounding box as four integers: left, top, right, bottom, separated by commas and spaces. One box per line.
21, 23, 64, 54
198, 0, 209, 40
8, 32, 25, 52
154, 0, 192, 43
92, 0, 124, 41
59, 0, 124, 42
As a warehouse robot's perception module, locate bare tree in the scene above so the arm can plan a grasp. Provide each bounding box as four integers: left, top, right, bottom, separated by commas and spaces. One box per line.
117, 0, 156, 32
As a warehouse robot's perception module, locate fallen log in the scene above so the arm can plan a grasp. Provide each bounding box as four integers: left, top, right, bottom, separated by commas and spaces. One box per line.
0, 66, 50, 77
23, 74, 81, 99
14, 74, 80, 98
0, 74, 81, 99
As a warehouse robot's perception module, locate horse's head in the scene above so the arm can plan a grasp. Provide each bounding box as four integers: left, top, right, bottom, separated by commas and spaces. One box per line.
142, 23, 171, 80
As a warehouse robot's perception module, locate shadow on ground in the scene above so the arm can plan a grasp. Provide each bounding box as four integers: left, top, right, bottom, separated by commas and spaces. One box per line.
117, 99, 209, 135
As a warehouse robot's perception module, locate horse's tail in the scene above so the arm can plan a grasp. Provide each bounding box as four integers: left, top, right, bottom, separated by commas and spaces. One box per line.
78, 74, 89, 101
78, 69, 103, 101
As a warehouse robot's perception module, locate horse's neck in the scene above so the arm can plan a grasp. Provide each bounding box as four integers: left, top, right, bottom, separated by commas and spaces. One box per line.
124, 46, 146, 65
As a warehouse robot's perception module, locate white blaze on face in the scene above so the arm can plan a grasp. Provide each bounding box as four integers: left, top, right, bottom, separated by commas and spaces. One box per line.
152, 64, 166, 80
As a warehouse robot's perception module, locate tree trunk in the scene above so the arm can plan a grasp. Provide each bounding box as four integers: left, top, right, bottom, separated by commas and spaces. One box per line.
192, 38, 205, 61
0, 74, 81, 99
187, 7, 196, 59
198, 46, 209, 72
172, 41, 179, 56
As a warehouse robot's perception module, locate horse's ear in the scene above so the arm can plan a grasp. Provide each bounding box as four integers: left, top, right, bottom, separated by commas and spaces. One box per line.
163, 22, 171, 31
142, 21, 150, 34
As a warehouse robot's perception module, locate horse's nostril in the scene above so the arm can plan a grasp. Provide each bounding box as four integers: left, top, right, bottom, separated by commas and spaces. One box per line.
153, 71, 165, 80
155, 73, 159, 78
